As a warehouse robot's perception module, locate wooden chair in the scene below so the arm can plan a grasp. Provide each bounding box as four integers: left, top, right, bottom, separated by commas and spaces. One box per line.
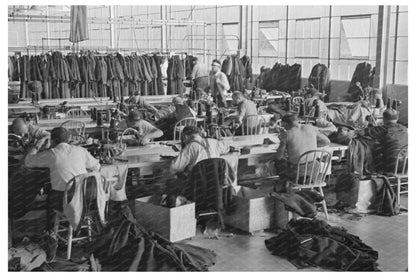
386, 145, 408, 208
66, 108, 89, 119
173, 117, 197, 141
61, 120, 86, 138
53, 173, 114, 260
288, 150, 332, 220
241, 115, 266, 135
292, 96, 304, 113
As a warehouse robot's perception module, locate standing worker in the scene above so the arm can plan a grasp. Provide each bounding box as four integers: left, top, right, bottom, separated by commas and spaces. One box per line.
209, 59, 230, 108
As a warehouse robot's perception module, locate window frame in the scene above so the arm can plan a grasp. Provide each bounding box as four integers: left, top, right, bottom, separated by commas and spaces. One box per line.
294, 17, 321, 59
339, 14, 372, 61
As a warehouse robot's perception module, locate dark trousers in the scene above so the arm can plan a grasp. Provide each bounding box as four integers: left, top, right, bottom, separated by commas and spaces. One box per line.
46, 190, 64, 231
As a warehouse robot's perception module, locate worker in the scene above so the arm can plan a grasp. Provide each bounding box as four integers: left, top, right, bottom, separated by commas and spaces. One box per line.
117, 110, 163, 145
209, 59, 230, 108
275, 113, 331, 191
126, 91, 159, 114
172, 96, 197, 122
365, 109, 408, 173
24, 127, 100, 232
223, 91, 258, 135
304, 87, 328, 117
10, 117, 50, 142
191, 57, 209, 92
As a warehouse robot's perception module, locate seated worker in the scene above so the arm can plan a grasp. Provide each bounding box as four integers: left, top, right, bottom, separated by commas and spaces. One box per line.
191, 57, 209, 92
172, 96, 197, 122
117, 110, 163, 145
275, 113, 331, 191
364, 109, 408, 173
125, 91, 159, 114
10, 117, 50, 142
304, 87, 328, 117
24, 127, 100, 231
223, 91, 258, 135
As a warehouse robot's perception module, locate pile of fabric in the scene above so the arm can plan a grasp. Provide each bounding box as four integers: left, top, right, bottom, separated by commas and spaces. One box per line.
265, 218, 380, 271
9, 51, 167, 99
308, 63, 330, 92
167, 55, 185, 95
348, 62, 376, 101
259, 62, 302, 92
326, 101, 372, 129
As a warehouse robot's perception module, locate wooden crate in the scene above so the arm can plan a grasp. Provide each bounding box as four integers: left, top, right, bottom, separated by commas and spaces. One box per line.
134, 196, 196, 242
225, 187, 274, 233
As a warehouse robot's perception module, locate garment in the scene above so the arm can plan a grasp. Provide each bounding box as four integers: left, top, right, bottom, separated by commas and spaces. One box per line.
174, 104, 196, 122
171, 137, 230, 173
24, 143, 101, 191
366, 122, 408, 173
209, 70, 230, 107
304, 96, 328, 116
265, 218, 380, 271
348, 62, 374, 94
63, 172, 110, 230
347, 137, 376, 176
308, 63, 330, 92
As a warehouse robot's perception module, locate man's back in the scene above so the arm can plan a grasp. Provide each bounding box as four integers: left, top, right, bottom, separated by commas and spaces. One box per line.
285, 125, 319, 164
25, 143, 100, 191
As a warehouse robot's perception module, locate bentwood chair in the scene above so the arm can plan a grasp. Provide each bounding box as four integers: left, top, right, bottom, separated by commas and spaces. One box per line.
173, 117, 197, 141
66, 108, 89, 119
241, 115, 266, 136
288, 150, 332, 220
61, 120, 86, 138
386, 145, 408, 208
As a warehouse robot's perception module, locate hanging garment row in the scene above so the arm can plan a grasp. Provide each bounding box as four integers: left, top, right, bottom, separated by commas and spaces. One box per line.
9, 51, 170, 99
259, 62, 302, 92
220, 55, 252, 92
167, 55, 185, 96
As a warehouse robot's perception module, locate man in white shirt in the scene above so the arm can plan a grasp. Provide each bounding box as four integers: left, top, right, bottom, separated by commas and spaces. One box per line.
24, 127, 101, 229
191, 57, 209, 92
209, 59, 230, 108
171, 125, 230, 174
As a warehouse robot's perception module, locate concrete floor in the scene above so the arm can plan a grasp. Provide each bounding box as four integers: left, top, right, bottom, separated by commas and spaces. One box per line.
11, 196, 408, 271
183, 195, 408, 271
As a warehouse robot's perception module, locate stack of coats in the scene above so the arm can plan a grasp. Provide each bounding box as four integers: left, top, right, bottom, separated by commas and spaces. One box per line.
261, 62, 302, 92
184, 55, 195, 79
10, 51, 166, 99
308, 63, 329, 92
167, 55, 185, 95
348, 62, 375, 95
221, 55, 249, 92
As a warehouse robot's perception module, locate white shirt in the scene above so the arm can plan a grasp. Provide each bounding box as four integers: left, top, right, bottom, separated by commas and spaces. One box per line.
25, 143, 101, 191
171, 137, 230, 173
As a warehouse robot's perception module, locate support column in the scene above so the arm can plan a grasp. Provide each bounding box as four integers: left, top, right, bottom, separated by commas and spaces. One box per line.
109, 6, 116, 49
161, 6, 167, 51
374, 5, 391, 100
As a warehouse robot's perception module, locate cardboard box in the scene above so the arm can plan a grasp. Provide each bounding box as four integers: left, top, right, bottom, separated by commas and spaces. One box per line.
225, 187, 274, 233
134, 196, 196, 242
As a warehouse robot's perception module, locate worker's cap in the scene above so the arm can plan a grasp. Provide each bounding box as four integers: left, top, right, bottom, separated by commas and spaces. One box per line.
172, 96, 184, 105
383, 108, 399, 121
127, 110, 141, 122
211, 59, 221, 67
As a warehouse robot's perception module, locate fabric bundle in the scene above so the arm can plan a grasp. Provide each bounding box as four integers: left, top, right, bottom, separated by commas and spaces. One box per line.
167, 55, 185, 95
260, 62, 302, 92
308, 63, 330, 92
221, 55, 246, 92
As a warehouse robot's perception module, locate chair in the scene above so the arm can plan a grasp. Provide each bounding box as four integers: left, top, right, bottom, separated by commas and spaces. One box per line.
183, 158, 233, 229
116, 127, 140, 149
241, 115, 266, 135
288, 150, 332, 220
53, 173, 114, 260
66, 108, 89, 119
292, 97, 304, 113
386, 145, 408, 207
173, 117, 197, 141
61, 120, 86, 139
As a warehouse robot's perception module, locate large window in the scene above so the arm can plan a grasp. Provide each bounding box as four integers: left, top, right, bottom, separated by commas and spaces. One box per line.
221, 23, 239, 53
258, 21, 279, 57
295, 18, 320, 58
339, 16, 371, 59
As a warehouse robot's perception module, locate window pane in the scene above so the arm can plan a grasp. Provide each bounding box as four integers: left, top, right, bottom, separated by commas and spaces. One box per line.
222, 23, 239, 52
259, 21, 279, 57
295, 19, 320, 58
340, 16, 371, 59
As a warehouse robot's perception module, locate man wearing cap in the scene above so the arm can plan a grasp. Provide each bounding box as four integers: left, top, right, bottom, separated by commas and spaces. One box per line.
126, 91, 159, 114
364, 109, 408, 173
223, 91, 258, 135
191, 57, 209, 92
209, 59, 230, 108
10, 117, 50, 142
117, 110, 163, 145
